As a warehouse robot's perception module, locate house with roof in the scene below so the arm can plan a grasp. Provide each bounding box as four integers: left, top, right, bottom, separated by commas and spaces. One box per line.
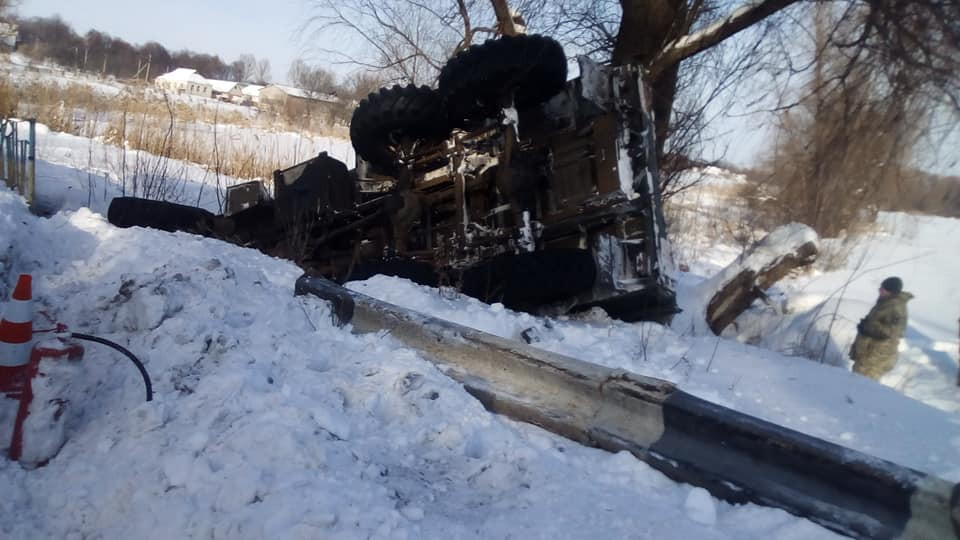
208, 79, 243, 102
154, 68, 213, 98
240, 84, 264, 105
0, 21, 18, 51
258, 84, 340, 117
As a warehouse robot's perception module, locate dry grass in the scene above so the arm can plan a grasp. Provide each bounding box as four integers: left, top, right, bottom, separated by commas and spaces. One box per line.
6, 76, 352, 203
11, 77, 348, 180
0, 79, 17, 117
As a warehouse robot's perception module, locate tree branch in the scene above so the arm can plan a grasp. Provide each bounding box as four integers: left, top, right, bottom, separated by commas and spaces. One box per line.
650, 0, 800, 77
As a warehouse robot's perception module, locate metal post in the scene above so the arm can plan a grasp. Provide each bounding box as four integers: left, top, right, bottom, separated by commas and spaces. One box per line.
18, 139, 26, 195
0, 119, 6, 187
28, 119, 36, 210
4, 122, 15, 189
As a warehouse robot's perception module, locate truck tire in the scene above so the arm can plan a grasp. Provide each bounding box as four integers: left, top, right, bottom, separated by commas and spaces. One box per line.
350, 84, 450, 173
107, 197, 215, 235
439, 34, 567, 128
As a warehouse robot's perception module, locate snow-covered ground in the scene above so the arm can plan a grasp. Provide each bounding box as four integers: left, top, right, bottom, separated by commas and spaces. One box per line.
1, 52, 127, 98
0, 100, 956, 536
0, 189, 841, 539
669, 168, 960, 416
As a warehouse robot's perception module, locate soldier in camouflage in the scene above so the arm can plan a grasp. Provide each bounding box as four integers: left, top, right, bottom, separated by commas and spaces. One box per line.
850, 277, 913, 380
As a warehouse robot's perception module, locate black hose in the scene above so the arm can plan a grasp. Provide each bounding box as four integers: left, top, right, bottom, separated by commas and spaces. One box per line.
70, 333, 153, 402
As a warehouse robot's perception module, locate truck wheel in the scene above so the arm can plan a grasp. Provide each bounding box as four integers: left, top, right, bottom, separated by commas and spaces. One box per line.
107, 197, 215, 234
439, 34, 567, 128
350, 84, 450, 173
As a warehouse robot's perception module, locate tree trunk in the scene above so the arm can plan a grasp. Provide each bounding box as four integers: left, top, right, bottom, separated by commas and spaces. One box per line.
613, 0, 801, 165
613, 0, 689, 163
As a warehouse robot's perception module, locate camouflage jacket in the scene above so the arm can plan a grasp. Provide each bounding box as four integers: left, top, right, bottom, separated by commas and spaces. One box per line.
850, 291, 913, 361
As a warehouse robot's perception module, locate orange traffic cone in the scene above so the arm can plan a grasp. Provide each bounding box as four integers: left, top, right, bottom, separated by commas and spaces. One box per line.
0, 274, 33, 367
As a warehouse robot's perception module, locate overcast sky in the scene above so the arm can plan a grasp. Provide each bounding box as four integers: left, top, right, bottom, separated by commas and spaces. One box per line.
14, 0, 326, 84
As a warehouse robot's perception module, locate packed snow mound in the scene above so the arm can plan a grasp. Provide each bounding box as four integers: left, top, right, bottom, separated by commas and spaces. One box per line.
0, 189, 840, 539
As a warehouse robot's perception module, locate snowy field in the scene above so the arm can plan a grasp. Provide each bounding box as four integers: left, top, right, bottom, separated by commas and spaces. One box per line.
0, 116, 957, 536
30, 122, 353, 216
669, 169, 960, 416
2, 52, 254, 117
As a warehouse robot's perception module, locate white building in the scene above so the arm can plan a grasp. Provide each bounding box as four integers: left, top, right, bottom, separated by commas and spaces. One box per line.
0, 21, 17, 51
208, 79, 241, 101
154, 68, 213, 98
240, 84, 264, 105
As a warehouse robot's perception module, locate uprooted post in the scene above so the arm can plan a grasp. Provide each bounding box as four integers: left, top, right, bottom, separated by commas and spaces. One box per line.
702, 223, 820, 335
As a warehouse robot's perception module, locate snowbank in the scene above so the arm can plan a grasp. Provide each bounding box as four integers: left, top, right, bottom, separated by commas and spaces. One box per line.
0, 188, 840, 538
348, 274, 960, 482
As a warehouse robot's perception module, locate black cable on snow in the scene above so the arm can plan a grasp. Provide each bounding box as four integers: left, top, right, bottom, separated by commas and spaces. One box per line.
70, 333, 153, 402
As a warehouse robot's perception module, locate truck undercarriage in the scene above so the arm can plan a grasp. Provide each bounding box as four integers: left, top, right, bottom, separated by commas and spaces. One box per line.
108, 35, 677, 323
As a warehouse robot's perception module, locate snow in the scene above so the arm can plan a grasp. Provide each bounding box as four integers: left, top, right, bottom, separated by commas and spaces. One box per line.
0, 55, 126, 98
685, 487, 718, 526
208, 79, 239, 94
0, 68, 955, 536
265, 84, 339, 103
346, 273, 960, 482
733, 212, 960, 413
242, 84, 264, 98
155, 68, 207, 84
687, 222, 818, 332
0, 187, 841, 539
28, 120, 353, 216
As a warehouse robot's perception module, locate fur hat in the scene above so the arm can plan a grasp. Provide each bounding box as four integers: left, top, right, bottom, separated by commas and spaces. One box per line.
881, 276, 903, 294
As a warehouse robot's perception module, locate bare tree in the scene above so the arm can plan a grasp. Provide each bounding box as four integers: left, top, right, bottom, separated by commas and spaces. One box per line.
255, 58, 272, 84
288, 59, 338, 95
303, 0, 959, 190
343, 70, 390, 102
229, 53, 258, 83
303, 0, 504, 84
747, 2, 935, 237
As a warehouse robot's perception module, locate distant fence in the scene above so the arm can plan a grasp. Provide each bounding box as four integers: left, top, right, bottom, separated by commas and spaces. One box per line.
0, 118, 36, 208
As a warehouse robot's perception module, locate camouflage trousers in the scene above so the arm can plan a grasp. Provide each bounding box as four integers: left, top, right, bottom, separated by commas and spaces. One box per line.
850, 335, 899, 380
852, 354, 897, 380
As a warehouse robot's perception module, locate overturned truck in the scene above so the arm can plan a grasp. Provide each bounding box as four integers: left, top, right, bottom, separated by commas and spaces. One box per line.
109, 35, 677, 322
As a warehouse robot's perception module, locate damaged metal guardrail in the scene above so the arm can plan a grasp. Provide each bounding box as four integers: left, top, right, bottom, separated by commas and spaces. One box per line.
295, 274, 959, 539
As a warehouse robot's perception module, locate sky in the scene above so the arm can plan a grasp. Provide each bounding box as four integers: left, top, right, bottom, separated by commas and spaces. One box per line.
14, 0, 324, 85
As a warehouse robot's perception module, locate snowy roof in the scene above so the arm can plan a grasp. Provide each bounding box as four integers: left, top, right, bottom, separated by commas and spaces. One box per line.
156, 68, 208, 84
208, 79, 238, 93
241, 84, 264, 97
265, 84, 339, 103
267, 84, 310, 99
